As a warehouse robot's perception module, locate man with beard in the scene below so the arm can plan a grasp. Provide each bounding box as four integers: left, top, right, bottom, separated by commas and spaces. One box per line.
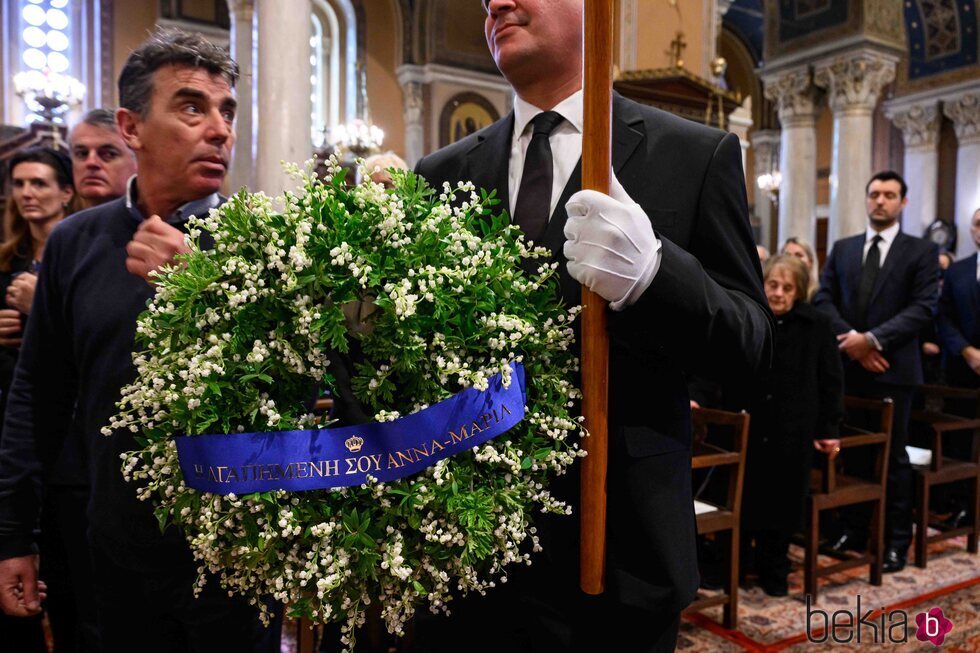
413, 1, 772, 651
814, 171, 940, 573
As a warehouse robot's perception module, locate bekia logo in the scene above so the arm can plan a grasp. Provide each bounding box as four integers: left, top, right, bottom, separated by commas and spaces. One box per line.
915, 607, 954, 646
807, 595, 954, 646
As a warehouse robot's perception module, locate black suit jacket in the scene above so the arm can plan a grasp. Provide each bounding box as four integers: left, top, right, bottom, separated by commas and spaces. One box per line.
813, 231, 939, 387
415, 93, 771, 615
938, 253, 980, 386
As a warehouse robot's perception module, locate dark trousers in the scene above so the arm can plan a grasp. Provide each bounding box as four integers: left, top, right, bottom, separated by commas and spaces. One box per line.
90, 542, 281, 653
840, 381, 914, 552
741, 530, 790, 585
410, 563, 681, 653
0, 612, 45, 653
40, 485, 100, 653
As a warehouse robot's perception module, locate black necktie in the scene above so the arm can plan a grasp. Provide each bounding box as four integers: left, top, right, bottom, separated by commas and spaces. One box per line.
856, 235, 882, 329
513, 111, 565, 244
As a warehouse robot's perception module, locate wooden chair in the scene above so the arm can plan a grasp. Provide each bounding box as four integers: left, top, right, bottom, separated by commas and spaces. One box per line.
684, 407, 750, 629
804, 396, 893, 601
909, 384, 980, 568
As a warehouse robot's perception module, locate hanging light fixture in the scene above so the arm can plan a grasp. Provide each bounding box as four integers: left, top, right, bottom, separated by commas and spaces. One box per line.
755, 144, 781, 204
14, 68, 85, 123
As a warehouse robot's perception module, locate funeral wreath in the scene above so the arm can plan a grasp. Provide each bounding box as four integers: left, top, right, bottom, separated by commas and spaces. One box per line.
106, 160, 584, 648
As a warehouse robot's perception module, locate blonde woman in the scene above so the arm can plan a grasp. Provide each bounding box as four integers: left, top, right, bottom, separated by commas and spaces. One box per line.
781, 236, 820, 301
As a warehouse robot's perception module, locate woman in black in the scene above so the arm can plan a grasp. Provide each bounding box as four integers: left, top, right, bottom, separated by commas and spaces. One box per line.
0, 147, 81, 651
741, 255, 845, 596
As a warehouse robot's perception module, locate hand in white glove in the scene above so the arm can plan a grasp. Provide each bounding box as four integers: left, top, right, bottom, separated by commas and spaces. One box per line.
563, 173, 661, 311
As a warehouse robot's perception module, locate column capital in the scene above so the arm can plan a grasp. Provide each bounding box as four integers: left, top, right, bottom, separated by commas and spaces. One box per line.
762, 66, 820, 124
750, 129, 781, 149
813, 49, 897, 114
943, 92, 980, 146
885, 101, 940, 150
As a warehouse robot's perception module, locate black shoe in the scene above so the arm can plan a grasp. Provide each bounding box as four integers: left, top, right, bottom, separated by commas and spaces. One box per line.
942, 508, 971, 530
821, 531, 866, 555
883, 548, 906, 573
760, 576, 789, 597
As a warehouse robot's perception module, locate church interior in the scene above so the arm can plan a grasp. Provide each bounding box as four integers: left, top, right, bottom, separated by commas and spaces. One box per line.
2, 0, 980, 651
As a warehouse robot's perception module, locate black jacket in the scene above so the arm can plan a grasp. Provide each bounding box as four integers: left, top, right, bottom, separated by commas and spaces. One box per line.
938, 253, 980, 387
814, 231, 939, 387
742, 302, 844, 533
415, 93, 772, 615
0, 198, 204, 566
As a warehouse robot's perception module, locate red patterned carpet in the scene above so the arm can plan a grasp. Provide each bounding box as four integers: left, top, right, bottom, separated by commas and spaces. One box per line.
680, 537, 980, 652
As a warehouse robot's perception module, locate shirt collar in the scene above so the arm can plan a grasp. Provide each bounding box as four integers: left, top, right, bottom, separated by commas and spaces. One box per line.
125, 175, 220, 225
866, 221, 900, 246
513, 88, 584, 140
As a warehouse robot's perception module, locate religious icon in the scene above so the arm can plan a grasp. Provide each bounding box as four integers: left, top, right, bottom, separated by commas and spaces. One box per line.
440, 93, 500, 147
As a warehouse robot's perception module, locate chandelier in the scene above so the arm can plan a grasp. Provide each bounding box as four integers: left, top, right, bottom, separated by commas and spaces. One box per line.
330, 119, 385, 157
756, 170, 781, 204
14, 69, 85, 123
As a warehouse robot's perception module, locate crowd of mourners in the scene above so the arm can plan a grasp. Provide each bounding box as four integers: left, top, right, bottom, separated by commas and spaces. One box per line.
0, 21, 977, 653
697, 172, 980, 597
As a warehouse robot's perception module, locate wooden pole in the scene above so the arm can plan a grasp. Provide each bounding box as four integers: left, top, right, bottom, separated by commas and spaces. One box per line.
579, 0, 613, 596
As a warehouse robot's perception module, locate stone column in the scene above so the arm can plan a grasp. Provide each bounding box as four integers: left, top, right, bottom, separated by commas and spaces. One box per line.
762, 66, 820, 245
751, 130, 780, 251
618, 0, 638, 72
396, 65, 425, 167
885, 100, 940, 236
227, 0, 255, 192
814, 48, 898, 242
255, 0, 313, 196
728, 99, 753, 173
943, 91, 980, 257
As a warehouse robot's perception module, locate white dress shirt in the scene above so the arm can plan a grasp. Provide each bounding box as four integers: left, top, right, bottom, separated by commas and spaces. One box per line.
508, 90, 584, 219
863, 222, 900, 265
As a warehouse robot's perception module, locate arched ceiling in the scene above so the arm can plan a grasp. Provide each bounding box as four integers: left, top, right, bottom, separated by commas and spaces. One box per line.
723, 0, 980, 83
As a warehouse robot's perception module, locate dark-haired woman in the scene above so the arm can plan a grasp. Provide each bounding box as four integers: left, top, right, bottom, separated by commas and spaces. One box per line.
0, 147, 86, 652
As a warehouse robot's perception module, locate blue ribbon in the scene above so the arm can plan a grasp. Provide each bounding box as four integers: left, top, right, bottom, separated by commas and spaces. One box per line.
175, 363, 526, 495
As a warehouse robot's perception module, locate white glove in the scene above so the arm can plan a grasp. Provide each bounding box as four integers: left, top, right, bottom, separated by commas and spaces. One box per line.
563, 174, 661, 311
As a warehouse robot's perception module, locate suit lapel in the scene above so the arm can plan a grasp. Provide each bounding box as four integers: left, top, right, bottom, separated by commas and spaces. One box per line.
869, 232, 907, 304
969, 253, 980, 310
843, 236, 864, 293
541, 96, 646, 305
465, 113, 515, 215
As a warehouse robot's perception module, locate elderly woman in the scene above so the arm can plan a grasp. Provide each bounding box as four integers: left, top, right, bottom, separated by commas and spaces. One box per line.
741, 255, 844, 596
781, 236, 820, 301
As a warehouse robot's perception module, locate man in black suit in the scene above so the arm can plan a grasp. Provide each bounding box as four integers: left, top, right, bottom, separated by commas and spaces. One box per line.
936, 209, 980, 528
413, 1, 771, 651
814, 171, 940, 573
939, 210, 980, 390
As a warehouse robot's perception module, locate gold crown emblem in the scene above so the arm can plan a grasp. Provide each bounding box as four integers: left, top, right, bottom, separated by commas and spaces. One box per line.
345, 435, 364, 453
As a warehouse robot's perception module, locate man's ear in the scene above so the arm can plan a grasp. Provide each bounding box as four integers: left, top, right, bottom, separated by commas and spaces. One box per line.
116, 108, 143, 151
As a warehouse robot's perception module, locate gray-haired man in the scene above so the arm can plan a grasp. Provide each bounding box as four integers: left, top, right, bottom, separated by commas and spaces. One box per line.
70, 108, 138, 207
0, 30, 279, 652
